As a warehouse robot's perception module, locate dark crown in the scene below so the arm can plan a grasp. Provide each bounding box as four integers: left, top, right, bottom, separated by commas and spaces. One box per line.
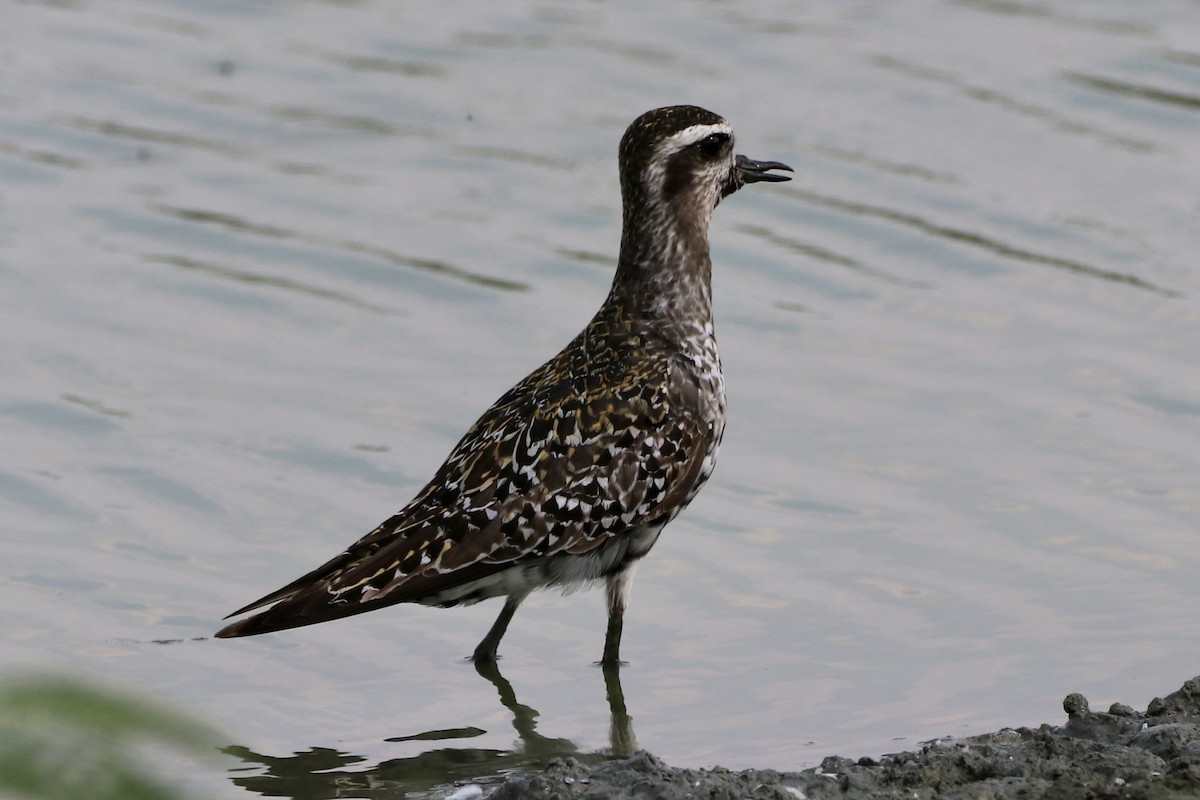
618, 105, 729, 189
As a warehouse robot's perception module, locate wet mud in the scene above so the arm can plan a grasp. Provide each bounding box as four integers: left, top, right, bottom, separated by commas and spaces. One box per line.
490, 675, 1200, 799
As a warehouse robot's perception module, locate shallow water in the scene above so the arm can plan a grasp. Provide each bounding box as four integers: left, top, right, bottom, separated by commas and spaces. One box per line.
3, 0, 1200, 795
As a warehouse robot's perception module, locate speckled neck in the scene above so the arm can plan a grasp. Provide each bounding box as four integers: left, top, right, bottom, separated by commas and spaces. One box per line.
609, 205, 714, 338
602, 105, 733, 342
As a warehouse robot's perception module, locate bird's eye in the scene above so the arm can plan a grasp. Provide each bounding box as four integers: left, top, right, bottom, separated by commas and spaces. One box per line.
696, 132, 730, 157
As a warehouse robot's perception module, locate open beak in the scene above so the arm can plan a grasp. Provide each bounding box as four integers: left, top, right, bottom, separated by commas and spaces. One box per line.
736, 154, 793, 183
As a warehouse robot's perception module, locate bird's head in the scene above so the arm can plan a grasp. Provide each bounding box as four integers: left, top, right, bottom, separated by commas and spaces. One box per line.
618, 105, 792, 230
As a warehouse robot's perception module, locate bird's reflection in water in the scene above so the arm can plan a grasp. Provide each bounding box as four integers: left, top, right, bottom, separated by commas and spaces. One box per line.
224, 661, 636, 799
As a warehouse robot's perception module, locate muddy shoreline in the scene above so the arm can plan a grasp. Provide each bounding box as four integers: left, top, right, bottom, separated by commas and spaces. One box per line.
489, 675, 1200, 799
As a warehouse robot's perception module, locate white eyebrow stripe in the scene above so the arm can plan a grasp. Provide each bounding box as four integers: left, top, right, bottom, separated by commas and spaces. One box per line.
662, 122, 733, 150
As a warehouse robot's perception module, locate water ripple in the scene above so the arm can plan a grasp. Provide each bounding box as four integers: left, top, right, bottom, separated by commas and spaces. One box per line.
948, 0, 1157, 36
734, 223, 931, 288
144, 253, 398, 315
1066, 72, 1200, 113
784, 187, 1180, 296
872, 56, 1157, 153
151, 204, 529, 293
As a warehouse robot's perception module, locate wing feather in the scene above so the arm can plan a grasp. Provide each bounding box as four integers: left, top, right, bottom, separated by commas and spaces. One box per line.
216, 322, 721, 638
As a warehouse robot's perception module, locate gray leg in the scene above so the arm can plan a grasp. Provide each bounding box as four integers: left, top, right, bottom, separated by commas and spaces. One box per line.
602, 564, 637, 665
473, 592, 527, 663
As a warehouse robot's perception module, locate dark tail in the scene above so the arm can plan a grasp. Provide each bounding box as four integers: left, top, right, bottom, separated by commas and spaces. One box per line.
215, 558, 509, 638
215, 591, 390, 638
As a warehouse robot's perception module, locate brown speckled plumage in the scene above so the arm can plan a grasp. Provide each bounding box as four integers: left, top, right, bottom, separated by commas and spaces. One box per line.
216, 106, 791, 663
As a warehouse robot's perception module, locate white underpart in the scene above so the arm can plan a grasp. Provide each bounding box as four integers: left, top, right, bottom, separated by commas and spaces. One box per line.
607, 561, 638, 612
414, 524, 666, 608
